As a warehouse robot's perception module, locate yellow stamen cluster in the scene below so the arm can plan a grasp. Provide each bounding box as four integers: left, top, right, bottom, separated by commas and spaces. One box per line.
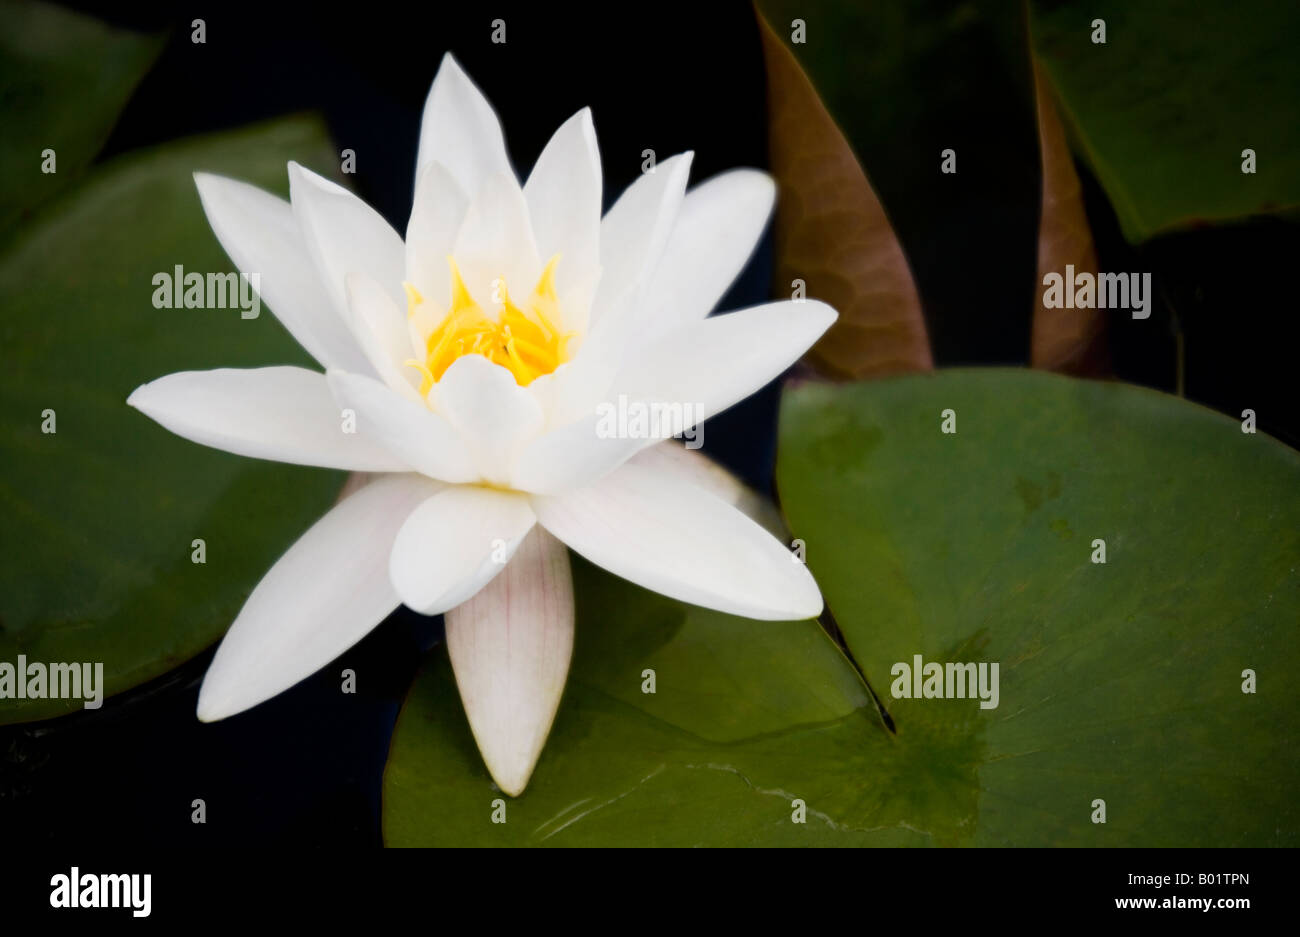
404, 255, 572, 392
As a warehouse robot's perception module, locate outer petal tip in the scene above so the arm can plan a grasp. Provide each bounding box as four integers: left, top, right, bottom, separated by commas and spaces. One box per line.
195, 679, 235, 724
192, 169, 224, 189
194, 698, 222, 724
494, 766, 530, 799
124, 377, 168, 415
778, 551, 826, 621
429, 52, 476, 100
794, 584, 825, 621
285, 159, 310, 191
800, 298, 840, 337
750, 170, 777, 215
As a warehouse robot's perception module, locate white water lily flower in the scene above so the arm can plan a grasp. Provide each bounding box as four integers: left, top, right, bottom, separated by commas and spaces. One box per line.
128, 54, 835, 796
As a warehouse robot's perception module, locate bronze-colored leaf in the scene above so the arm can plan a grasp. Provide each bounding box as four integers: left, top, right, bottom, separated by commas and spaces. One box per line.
757, 9, 932, 379
1031, 58, 1107, 375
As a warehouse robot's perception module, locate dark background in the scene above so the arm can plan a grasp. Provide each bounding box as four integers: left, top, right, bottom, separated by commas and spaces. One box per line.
2, 0, 1294, 845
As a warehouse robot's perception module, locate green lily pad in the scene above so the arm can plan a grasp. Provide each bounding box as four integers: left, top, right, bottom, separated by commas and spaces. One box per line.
0, 0, 164, 235
0, 116, 345, 723
777, 369, 1300, 845
385, 369, 1299, 845
1032, 0, 1300, 241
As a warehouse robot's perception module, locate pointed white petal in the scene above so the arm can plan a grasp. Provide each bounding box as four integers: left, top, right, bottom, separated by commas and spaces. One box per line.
326, 370, 479, 483
432, 354, 544, 487
405, 161, 469, 307
451, 171, 541, 303
342, 272, 422, 401
193, 173, 369, 373
642, 169, 775, 331
288, 161, 406, 314
533, 459, 821, 620
523, 108, 602, 328
128, 366, 409, 471
446, 526, 574, 797
415, 52, 514, 199
542, 144, 710, 427
537, 155, 696, 421
589, 152, 692, 327
197, 473, 437, 721
513, 299, 838, 494
614, 298, 838, 421
388, 485, 536, 615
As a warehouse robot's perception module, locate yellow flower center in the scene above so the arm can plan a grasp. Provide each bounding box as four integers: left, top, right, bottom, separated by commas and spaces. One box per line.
404, 255, 573, 392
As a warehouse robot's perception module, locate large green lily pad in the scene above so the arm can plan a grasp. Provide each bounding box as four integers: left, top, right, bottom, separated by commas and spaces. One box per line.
778, 369, 1299, 845
0, 117, 345, 723
1032, 0, 1300, 241
385, 369, 1298, 845
0, 0, 164, 235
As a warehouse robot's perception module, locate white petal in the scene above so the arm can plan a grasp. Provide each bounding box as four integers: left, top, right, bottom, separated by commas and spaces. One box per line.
193, 173, 369, 373
451, 172, 541, 303
388, 485, 536, 615
405, 160, 468, 307
432, 354, 544, 487
128, 367, 409, 472
523, 108, 602, 329
629, 442, 786, 537
445, 526, 573, 797
589, 152, 692, 327
513, 299, 838, 494
509, 403, 633, 494
342, 272, 421, 401
326, 370, 479, 483
615, 298, 838, 420
533, 459, 821, 620
538, 155, 696, 422
641, 169, 775, 332
288, 161, 406, 314
197, 473, 437, 721
415, 53, 515, 200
